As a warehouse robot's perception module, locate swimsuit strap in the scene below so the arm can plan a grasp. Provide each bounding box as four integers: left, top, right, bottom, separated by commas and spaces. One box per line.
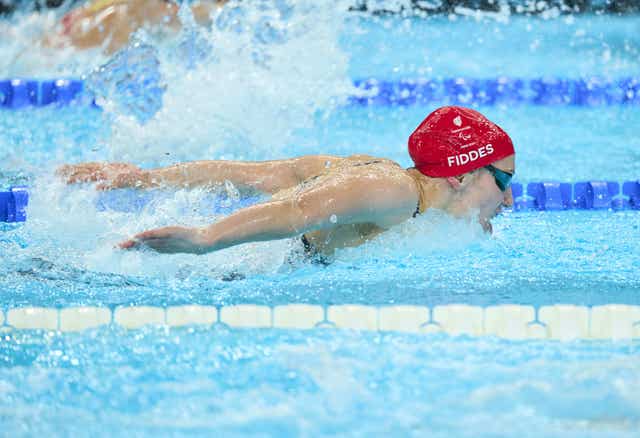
406, 168, 428, 217
351, 159, 384, 167
300, 235, 331, 266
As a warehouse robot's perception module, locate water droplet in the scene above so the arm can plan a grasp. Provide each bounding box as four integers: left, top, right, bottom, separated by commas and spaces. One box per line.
330, 214, 337, 224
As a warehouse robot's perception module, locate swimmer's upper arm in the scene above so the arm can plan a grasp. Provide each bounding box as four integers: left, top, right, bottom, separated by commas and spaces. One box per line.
293, 169, 420, 230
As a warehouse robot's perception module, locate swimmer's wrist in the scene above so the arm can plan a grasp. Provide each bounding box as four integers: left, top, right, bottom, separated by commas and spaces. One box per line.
192, 228, 217, 254
140, 169, 162, 188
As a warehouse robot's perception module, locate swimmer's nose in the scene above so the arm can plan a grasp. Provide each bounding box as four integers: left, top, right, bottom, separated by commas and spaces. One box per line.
503, 187, 513, 207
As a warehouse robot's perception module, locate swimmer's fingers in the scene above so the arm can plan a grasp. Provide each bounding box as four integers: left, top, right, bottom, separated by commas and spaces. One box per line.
55, 164, 74, 177
56, 162, 108, 183
96, 179, 121, 190
480, 218, 493, 234
118, 238, 140, 250
118, 226, 207, 254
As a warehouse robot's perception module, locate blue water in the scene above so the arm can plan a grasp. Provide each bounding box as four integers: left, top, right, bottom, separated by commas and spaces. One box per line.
2, 104, 640, 182
345, 15, 640, 79
1, 7, 640, 437
1, 328, 639, 437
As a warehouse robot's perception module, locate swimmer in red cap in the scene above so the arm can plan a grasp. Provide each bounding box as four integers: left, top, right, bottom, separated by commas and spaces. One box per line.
59, 106, 515, 256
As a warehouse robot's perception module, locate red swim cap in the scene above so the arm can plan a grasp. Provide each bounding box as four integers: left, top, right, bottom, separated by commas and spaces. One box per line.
408, 106, 515, 178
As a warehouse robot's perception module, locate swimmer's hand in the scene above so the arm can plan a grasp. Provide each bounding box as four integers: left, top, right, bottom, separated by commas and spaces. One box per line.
119, 226, 210, 254
57, 162, 151, 190
479, 218, 493, 234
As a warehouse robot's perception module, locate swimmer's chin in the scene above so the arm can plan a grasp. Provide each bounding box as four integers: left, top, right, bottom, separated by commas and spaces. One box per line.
432, 206, 493, 235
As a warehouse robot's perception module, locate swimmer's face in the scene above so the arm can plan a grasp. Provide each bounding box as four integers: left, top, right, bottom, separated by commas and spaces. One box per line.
447, 155, 515, 232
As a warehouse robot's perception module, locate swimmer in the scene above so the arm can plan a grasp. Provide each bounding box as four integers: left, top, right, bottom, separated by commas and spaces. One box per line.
44, 0, 225, 53
58, 106, 516, 256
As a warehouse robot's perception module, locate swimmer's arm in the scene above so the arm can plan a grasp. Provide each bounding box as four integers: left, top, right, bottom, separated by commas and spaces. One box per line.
59, 156, 341, 193
119, 172, 419, 254
141, 160, 300, 193
142, 156, 342, 193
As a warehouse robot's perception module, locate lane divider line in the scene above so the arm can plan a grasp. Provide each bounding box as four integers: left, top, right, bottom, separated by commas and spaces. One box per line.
1, 182, 639, 223
1, 304, 639, 340
1, 77, 638, 109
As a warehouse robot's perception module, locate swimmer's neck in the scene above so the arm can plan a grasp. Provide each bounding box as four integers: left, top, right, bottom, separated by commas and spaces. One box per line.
405, 167, 455, 212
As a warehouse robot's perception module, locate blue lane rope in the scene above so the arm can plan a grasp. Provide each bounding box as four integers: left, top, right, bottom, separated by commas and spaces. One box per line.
351, 77, 640, 106
0, 187, 28, 222
1, 77, 639, 108
0, 79, 86, 107
511, 181, 640, 211
1, 181, 639, 222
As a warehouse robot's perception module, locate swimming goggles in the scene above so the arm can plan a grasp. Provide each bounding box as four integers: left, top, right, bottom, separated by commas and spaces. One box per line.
484, 164, 513, 192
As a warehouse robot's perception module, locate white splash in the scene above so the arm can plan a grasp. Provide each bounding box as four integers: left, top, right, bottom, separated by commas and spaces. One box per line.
103, 0, 355, 164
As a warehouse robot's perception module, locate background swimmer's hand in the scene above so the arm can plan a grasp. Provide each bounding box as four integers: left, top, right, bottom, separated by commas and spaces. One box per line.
119, 226, 210, 254
57, 162, 150, 189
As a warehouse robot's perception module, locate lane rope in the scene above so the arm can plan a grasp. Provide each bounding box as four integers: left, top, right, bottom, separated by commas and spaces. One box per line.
1, 303, 639, 340
1, 181, 639, 222
1, 76, 639, 108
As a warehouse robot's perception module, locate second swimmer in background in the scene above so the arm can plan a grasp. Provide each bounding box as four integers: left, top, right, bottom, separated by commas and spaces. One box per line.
44, 0, 226, 53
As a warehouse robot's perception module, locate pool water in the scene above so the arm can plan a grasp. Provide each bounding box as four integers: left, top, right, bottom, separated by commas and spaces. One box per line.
1, 3, 639, 436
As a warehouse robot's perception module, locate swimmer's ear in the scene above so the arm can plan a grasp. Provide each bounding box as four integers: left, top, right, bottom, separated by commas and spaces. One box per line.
446, 171, 476, 190
446, 176, 464, 191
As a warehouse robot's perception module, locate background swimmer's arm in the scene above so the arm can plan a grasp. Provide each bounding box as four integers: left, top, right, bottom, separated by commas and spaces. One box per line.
58, 162, 146, 188
119, 170, 419, 254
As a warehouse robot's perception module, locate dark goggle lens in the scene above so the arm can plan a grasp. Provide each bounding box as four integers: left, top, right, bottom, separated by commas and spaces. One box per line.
485, 165, 513, 191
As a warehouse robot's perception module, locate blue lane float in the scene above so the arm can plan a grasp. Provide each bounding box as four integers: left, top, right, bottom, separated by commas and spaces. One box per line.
0, 79, 85, 108
511, 180, 640, 211
351, 77, 640, 107
1, 76, 639, 109
0, 187, 28, 222
1, 182, 639, 222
